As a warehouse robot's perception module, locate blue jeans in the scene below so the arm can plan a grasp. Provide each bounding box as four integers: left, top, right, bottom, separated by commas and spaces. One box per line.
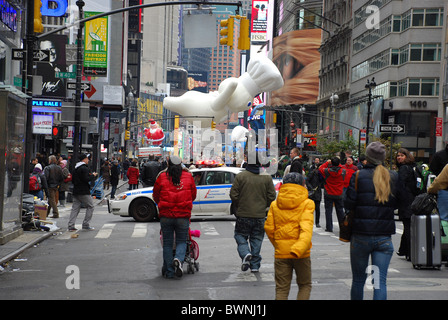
160, 217, 190, 278
437, 190, 448, 221
234, 217, 266, 270
350, 234, 394, 300
323, 196, 344, 231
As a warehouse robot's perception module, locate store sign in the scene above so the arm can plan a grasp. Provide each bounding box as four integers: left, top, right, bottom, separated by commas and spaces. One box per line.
33, 114, 53, 134
0, 0, 18, 32
41, 0, 68, 17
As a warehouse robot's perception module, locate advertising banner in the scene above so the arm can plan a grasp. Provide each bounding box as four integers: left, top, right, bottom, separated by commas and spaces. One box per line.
251, 0, 268, 42
33, 114, 54, 134
36, 34, 68, 98
270, 28, 322, 106
84, 12, 108, 77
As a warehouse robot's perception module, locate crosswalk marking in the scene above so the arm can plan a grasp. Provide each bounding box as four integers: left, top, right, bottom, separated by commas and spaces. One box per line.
199, 222, 219, 236
132, 224, 147, 238
95, 223, 115, 239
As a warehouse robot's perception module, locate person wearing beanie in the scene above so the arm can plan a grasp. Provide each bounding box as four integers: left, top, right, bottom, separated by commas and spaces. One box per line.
30, 163, 49, 200
230, 155, 276, 273
58, 159, 70, 207
344, 141, 404, 300
68, 153, 98, 231
265, 172, 315, 300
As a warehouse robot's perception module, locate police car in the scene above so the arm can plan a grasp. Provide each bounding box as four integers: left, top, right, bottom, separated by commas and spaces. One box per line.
107, 166, 281, 222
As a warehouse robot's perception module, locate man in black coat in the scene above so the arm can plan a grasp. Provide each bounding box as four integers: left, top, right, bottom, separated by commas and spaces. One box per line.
110, 160, 120, 199
68, 154, 98, 231
140, 155, 162, 187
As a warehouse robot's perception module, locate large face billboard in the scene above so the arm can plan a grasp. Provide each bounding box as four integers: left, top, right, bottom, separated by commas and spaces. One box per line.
36, 34, 68, 98
270, 28, 322, 106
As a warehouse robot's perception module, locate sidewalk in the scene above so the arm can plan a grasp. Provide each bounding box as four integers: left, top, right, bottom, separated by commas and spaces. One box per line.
0, 180, 128, 267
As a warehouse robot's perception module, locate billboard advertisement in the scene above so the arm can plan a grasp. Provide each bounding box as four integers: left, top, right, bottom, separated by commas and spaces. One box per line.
270, 28, 322, 106
84, 11, 108, 77
36, 34, 68, 98
187, 71, 208, 93
251, 0, 268, 42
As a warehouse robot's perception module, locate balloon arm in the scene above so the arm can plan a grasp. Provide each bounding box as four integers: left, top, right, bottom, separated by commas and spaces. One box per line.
211, 78, 238, 112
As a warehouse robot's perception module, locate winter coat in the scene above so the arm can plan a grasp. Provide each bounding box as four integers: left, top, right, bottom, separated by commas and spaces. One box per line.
342, 164, 358, 188
153, 169, 197, 219
141, 161, 162, 187
306, 168, 322, 201
127, 166, 140, 185
44, 163, 64, 188
428, 163, 448, 194
265, 183, 315, 259
344, 164, 402, 236
230, 165, 277, 219
319, 161, 346, 198
110, 164, 120, 186
59, 167, 71, 192
101, 163, 111, 183
72, 162, 96, 195
397, 163, 417, 220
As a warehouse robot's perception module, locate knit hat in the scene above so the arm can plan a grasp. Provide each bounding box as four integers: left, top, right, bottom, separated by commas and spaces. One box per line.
35, 163, 42, 171
365, 141, 386, 165
169, 155, 182, 166
283, 172, 305, 186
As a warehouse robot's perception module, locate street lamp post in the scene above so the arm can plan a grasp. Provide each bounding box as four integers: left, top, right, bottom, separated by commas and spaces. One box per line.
365, 77, 376, 146
329, 93, 338, 140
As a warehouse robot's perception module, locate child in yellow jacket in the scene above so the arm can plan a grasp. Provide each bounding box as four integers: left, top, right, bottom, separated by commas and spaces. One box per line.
265, 172, 315, 300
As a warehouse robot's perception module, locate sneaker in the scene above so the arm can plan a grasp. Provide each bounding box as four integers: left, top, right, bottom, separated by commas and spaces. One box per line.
241, 253, 252, 272
173, 258, 183, 278
251, 269, 259, 273
82, 226, 95, 230
68, 227, 78, 232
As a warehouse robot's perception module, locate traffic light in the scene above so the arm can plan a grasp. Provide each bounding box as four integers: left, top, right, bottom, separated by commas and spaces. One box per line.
219, 16, 234, 48
125, 130, 130, 141
52, 126, 62, 139
34, 0, 44, 33
211, 121, 216, 130
238, 16, 250, 50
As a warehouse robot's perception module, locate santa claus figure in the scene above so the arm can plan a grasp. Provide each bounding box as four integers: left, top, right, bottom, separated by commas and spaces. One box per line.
144, 119, 165, 145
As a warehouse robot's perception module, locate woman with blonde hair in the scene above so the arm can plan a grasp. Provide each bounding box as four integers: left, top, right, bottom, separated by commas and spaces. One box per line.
344, 141, 404, 300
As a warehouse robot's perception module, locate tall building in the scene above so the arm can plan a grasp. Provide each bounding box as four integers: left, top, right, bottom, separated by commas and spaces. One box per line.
349, 0, 445, 161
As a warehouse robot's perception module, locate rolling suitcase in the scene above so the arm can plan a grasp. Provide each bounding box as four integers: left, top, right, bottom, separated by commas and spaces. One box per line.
410, 213, 442, 269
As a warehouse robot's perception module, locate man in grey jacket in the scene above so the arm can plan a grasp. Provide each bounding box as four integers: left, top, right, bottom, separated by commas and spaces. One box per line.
44, 155, 63, 218
230, 158, 276, 272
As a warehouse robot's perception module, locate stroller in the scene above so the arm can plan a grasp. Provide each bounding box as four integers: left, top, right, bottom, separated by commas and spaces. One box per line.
160, 228, 200, 275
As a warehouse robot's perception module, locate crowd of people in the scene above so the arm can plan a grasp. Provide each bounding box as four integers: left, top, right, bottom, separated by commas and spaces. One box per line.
27, 141, 448, 301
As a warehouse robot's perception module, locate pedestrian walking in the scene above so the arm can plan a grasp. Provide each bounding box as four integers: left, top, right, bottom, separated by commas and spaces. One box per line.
153, 156, 197, 279
68, 154, 98, 231
58, 159, 71, 207
110, 160, 120, 199
29, 163, 48, 201
319, 157, 346, 232
101, 159, 111, 190
395, 147, 417, 260
44, 155, 64, 218
127, 160, 139, 190
345, 141, 403, 300
265, 172, 315, 300
306, 157, 323, 227
230, 156, 276, 272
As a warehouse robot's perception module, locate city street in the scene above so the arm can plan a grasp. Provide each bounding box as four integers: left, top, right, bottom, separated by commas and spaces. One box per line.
1, 184, 447, 302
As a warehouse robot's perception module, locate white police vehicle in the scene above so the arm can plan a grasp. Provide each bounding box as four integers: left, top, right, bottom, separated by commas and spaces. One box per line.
107, 166, 281, 222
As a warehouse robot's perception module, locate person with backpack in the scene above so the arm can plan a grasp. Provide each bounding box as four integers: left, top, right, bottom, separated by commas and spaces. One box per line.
29, 163, 48, 200
319, 157, 346, 232
395, 147, 417, 260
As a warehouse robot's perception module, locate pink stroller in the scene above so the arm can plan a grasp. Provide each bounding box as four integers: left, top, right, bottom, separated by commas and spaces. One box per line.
160, 228, 201, 274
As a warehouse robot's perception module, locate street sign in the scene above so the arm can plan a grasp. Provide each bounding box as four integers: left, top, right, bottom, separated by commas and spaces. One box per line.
12, 49, 50, 62
56, 71, 76, 79
67, 82, 92, 91
379, 124, 406, 134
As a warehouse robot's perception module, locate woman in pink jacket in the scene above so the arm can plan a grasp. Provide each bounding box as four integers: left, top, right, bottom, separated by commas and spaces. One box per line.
153, 156, 197, 279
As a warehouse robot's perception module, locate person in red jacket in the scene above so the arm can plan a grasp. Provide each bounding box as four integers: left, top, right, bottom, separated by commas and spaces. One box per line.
153, 156, 197, 279
319, 157, 346, 232
126, 160, 140, 190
